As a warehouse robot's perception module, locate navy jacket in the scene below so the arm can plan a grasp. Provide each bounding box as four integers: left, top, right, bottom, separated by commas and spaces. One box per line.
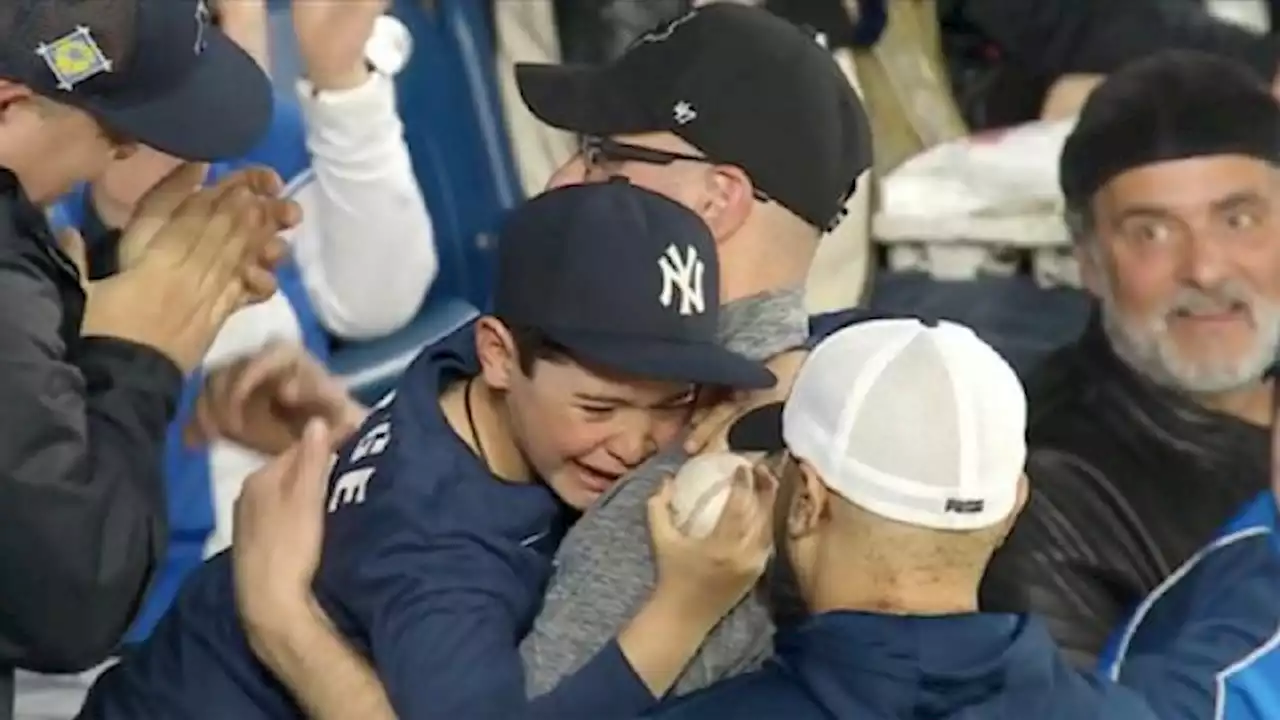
79, 326, 656, 719
1100, 494, 1280, 719
645, 612, 1157, 719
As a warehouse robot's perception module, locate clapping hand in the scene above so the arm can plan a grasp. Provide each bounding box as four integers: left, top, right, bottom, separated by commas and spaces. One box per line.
233, 419, 335, 647
81, 166, 302, 372
188, 342, 366, 455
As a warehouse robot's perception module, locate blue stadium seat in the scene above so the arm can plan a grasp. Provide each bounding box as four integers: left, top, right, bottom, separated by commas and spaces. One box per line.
267, 0, 523, 403
383, 0, 522, 307
329, 296, 480, 404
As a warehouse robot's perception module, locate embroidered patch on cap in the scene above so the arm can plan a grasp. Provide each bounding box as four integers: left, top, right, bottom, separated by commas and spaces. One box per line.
36, 26, 113, 91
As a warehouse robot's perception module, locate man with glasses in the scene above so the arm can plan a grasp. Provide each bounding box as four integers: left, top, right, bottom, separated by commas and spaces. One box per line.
574, 137, 776, 205
513, 1, 871, 697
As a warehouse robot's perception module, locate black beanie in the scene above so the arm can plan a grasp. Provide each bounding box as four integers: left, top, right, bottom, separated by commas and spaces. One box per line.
1060, 50, 1280, 206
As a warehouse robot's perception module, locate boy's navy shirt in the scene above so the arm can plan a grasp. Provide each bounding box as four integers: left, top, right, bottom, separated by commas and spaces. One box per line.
79, 324, 655, 719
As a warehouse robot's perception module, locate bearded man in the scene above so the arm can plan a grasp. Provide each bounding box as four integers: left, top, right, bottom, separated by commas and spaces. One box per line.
979, 50, 1280, 667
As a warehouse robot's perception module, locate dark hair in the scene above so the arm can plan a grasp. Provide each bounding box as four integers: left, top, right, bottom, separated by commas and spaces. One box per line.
1063, 199, 1095, 245
496, 318, 573, 376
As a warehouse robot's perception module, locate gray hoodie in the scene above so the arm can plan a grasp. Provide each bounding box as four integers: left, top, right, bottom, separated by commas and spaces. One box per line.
520, 288, 807, 696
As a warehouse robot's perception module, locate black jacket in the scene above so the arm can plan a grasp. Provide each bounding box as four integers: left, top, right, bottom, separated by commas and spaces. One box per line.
754, 1, 1280, 129
0, 170, 182, 718
979, 318, 1268, 667
943, 0, 1279, 75
943, 0, 1280, 127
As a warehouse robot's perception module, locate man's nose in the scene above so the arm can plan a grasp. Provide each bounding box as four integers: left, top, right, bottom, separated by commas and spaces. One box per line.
1182, 230, 1230, 290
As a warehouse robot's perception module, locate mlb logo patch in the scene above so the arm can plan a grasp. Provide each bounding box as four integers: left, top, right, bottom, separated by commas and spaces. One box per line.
36, 26, 113, 91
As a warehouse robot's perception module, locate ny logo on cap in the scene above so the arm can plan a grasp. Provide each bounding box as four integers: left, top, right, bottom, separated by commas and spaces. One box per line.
658, 244, 706, 316
36, 26, 113, 91
195, 0, 211, 55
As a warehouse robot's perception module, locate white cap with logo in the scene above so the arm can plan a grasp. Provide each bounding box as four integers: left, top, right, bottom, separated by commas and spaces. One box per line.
730, 318, 1028, 531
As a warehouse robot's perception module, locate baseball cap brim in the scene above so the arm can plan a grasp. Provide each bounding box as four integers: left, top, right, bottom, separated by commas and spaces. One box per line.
85, 30, 272, 162
515, 62, 657, 137
546, 328, 776, 390
727, 402, 785, 452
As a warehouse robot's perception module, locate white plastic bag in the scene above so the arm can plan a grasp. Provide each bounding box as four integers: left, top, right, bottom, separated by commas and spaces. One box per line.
879, 117, 1075, 224
875, 118, 1078, 283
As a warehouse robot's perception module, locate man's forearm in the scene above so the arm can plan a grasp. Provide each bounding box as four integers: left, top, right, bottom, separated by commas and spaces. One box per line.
248, 598, 396, 720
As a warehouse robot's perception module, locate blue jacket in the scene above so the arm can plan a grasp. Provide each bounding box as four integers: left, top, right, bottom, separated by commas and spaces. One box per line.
646, 612, 1156, 719
50, 96, 327, 643
80, 325, 656, 720
1100, 494, 1280, 719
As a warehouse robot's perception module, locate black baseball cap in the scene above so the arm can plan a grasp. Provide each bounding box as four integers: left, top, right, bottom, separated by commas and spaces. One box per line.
515, 3, 871, 232
0, 0, 272, 161
727, 401, 786, 453
494, 179, 775, 390
1060, 50, 1280, 206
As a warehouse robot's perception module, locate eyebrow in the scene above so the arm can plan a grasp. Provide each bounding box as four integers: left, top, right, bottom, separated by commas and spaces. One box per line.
1209, 191, 1266, 213
574, 389, 695, 407
1112, 204, 1174, 226
1114, 191, 1266, 225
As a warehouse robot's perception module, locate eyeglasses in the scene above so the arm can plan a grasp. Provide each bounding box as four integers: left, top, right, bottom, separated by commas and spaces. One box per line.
580, 135, 772, 204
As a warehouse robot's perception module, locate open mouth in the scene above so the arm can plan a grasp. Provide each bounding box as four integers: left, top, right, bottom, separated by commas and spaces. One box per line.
574, 462, 622, 493
1172, 301, 1249, 323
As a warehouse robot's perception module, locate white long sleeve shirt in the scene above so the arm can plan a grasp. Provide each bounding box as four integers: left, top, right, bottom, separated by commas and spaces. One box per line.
207, 72, 437, 368
294, 71, 438, 339
203, 72, 437, 555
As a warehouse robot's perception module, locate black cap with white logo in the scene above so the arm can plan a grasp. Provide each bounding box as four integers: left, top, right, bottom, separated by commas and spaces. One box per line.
516, 3, 871, 232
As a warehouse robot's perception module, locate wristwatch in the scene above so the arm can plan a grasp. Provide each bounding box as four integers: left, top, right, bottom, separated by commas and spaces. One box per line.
300, 15, 413, 99
364, 14, 413, 77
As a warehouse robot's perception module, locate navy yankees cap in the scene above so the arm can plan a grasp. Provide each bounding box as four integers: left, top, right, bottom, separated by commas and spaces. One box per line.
515, 3, 871, 232
0, 0, 271, 161
495, 179, 776, 390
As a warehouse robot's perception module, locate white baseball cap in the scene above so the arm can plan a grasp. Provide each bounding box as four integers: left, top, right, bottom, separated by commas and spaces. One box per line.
728, 318, 1028, 531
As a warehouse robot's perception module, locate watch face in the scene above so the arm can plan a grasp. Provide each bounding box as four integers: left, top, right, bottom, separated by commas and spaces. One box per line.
366, 15, 413, 77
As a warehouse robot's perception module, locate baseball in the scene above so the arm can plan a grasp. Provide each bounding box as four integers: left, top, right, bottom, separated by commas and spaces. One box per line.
670, 452, 753, 538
